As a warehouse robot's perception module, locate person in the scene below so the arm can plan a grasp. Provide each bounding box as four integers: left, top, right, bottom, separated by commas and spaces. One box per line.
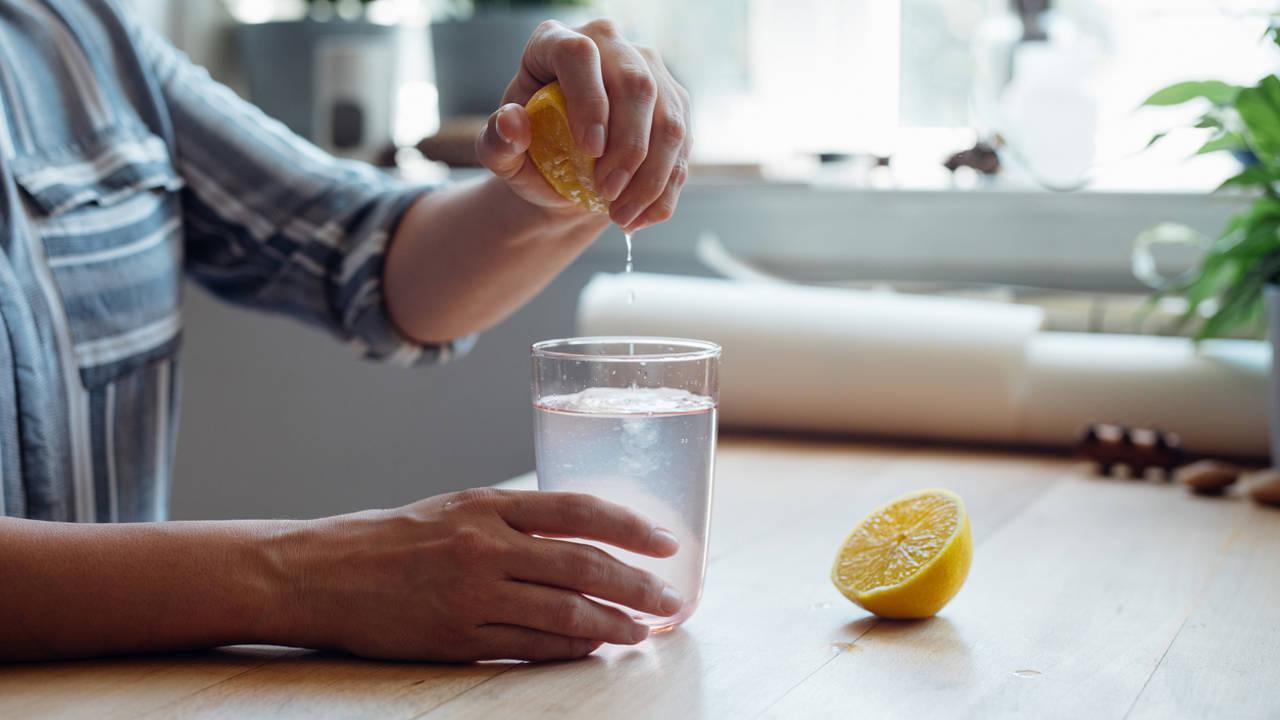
0, 1, 692, 663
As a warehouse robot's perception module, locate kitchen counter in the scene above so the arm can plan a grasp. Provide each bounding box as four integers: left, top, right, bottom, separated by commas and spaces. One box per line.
7, 435, 1277, 719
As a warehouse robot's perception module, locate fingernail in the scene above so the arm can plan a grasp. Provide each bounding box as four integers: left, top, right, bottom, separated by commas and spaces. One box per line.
584, 123, 606, 156
613, 201, 643, 228
631, 622, 651, 643
650, 527, 679, 555
601, 169, 631, 201
659, 585, 684, 616
494, 108, 511, 144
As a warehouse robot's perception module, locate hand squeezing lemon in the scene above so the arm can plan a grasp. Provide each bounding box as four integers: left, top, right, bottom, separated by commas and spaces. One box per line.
831, 489, 973, 618
474, 19, 692, 232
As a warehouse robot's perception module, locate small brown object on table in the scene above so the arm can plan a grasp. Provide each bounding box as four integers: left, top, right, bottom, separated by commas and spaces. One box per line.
4, 436, 1278, 719
1075, 422, 1185, 478
1176, 460, 1244, 496
1246, 469, 1280, 507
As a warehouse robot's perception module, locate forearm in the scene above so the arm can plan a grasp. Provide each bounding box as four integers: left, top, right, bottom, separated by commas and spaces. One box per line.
0, 517, 293, 661
383, 175, 610, 343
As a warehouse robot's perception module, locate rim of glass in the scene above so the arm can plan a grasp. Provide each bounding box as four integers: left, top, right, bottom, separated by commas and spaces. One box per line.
531, 336, 721, 362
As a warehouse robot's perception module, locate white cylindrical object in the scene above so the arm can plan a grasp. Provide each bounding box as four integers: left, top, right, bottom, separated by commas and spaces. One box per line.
577, 273, 1273, 458
578, 273, 1045, 442
1019, 333, 1270, 457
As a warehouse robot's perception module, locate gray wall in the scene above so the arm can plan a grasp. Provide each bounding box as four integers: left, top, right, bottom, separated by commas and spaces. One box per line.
170, 183, 1238, 520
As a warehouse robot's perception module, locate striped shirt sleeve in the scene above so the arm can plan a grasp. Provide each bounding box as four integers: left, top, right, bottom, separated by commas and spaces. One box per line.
120, 9, 474, 366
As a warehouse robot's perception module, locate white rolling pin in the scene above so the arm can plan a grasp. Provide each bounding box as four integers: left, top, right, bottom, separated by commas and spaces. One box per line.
577, 273, 1272, 457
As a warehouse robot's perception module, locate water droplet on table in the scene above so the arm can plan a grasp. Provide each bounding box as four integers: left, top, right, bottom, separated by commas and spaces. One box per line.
1013, 669, 1042, 678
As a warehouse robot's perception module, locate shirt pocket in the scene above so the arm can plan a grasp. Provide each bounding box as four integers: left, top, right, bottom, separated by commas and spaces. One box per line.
12, 125, 186, 388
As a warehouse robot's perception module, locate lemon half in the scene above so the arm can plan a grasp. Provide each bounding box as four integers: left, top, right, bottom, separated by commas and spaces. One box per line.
831, 488, 973, 619
524, 81, 608, 213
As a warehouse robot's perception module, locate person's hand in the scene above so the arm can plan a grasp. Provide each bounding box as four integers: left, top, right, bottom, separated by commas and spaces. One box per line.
475, 19, 692, 233
274, 488, 683, 662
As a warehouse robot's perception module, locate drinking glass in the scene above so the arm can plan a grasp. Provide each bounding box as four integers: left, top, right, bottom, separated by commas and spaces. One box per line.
532, 337, 720, 632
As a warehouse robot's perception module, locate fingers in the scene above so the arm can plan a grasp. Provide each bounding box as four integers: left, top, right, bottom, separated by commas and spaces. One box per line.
509, 536, 684, 617
624, 151, 688, 232
474, 625, 602, 662
579, 21, 657, 203
610, 56, 689, 229
497, 491, 679, 557
492, 582, 649, 645
505, 21, 609, 157
476, 104, 531, 179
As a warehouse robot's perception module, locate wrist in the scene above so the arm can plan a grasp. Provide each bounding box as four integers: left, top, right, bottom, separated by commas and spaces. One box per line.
482, 175, 610, 237
249, 518, 319, 648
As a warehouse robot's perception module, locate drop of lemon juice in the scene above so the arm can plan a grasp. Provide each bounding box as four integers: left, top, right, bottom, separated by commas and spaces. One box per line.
623, 230, 636, 355
624, 230, 636, 305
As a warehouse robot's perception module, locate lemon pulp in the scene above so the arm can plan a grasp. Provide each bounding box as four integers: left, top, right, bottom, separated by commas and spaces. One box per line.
831, 488, 973, 619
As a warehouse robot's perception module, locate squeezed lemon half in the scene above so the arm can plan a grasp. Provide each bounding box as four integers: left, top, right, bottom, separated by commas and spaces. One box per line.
831, 488, 973, 619
524, 81, 609, 213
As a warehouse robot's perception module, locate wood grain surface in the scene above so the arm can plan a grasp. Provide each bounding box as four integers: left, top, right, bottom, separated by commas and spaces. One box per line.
3, 436, 1275, 719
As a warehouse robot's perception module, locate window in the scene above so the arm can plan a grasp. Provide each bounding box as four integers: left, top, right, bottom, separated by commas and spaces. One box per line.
198, 0, 1277, 190
611, 0, 1277, 190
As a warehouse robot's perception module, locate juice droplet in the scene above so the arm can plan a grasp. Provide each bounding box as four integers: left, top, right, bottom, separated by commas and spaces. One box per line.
623, 231, 635, 305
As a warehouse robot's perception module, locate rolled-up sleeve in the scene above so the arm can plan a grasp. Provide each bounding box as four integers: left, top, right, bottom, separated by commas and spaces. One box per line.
124, 9, 473, 366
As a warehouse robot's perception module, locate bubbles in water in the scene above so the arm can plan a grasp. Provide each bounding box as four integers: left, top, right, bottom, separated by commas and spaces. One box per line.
537, 387, 716, 415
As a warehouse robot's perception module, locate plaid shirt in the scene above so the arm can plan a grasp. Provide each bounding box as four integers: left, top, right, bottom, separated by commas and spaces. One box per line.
0, 1, 470, 522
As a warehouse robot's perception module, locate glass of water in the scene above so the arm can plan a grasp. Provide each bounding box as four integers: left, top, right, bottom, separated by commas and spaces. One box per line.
532, 337, 720, 633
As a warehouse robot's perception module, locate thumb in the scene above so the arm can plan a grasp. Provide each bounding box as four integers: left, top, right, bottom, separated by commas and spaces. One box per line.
476, 104, 532, 180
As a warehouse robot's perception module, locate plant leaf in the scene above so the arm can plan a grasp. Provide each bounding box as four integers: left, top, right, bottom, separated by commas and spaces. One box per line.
1225, 214, 1280, 258
1194, 114, 1225, 130
1197, 270, 1269, 340
1183, 255, 1239, 307
1217, 200, 1280, 247
1216, 164, 1271, 191
1190, 232, 1280, 340
1197, 132, 1246, 155
1236, 75, 1280, 160
1142, 80, 1240, 107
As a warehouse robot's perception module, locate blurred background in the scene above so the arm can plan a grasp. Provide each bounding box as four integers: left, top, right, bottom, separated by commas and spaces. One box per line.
134, 0, 1273, 519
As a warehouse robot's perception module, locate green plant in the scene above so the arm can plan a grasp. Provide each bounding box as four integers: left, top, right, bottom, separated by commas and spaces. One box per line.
1141, 27, 1280, 340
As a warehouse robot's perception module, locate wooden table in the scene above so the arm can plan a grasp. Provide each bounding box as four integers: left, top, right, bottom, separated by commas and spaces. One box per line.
4, 436, 1278, 719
